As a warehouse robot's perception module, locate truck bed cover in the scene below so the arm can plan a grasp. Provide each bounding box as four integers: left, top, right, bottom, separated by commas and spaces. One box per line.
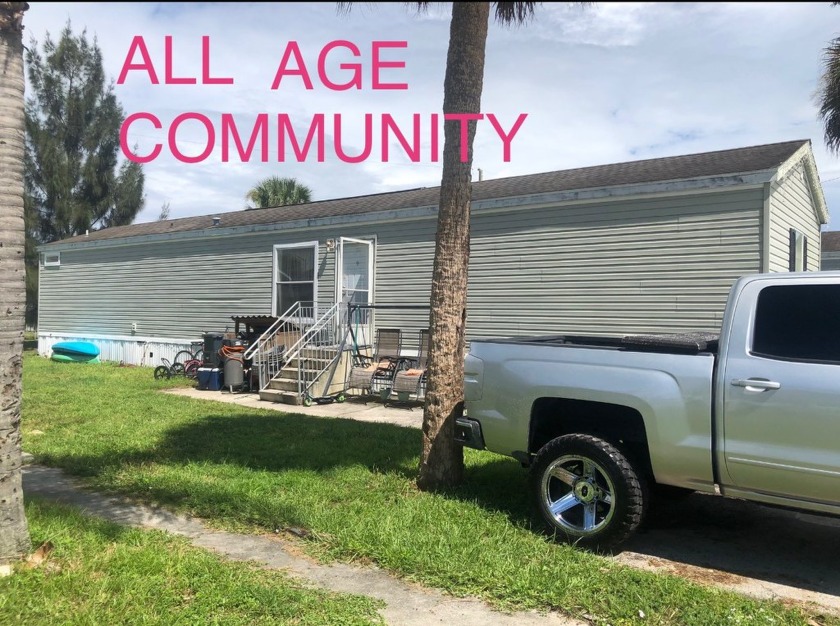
472, 332, 720, 355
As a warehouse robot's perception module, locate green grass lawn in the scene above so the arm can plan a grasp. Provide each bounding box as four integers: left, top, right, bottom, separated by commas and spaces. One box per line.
20, 355, 837, 626
23, 331, 37, 351
1, 499, 383, 625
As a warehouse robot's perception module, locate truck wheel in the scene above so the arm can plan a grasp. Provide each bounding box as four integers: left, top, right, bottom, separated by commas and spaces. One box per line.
530, 434, 645, 552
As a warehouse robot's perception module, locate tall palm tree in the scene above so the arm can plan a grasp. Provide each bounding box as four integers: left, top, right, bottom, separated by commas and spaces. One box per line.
0, 0, 32, 564
338, 1, 541, 490
417, 2, 492, 491
416, 2, 539, 490
818, 34, 840, 154
245, 176, 313, 209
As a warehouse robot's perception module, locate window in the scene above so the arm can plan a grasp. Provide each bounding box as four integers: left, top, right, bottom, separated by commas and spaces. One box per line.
788, 229, 808, 272
42, 252, 60, 267
752, 284, 840, 363
273, 243, 317, 315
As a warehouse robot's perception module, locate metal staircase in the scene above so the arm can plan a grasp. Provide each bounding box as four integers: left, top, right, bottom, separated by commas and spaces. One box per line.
245, 301, 349, 405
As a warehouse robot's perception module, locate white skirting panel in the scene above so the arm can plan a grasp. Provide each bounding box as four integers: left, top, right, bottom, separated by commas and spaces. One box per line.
38, 333, 195, 367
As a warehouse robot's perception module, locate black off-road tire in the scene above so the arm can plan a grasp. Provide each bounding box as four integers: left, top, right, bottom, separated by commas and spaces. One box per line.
530, 434, 646, 552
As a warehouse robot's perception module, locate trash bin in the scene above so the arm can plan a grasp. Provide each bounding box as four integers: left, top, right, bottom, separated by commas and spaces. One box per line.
202, 333, 224, 367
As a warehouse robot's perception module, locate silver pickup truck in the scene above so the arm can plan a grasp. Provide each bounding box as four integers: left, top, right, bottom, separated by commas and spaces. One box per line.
457, 272, 840, 550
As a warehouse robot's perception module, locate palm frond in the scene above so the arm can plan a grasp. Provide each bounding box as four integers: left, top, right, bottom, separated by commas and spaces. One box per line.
494, 2, 593, 26
245, 176, 312, 209
818, 36, 840, 155
493, 2, 538, 24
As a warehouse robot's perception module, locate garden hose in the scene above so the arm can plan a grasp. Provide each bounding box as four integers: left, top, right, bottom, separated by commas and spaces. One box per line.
220, 344, 245, 362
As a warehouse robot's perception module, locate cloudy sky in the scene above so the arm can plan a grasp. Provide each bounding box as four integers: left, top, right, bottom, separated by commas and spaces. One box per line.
22, 2, 840, 230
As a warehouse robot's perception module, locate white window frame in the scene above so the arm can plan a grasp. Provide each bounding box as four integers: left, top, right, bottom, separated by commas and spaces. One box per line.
789, 229, 807, 272
42, 252, 61, 267
272, 241, 318, 316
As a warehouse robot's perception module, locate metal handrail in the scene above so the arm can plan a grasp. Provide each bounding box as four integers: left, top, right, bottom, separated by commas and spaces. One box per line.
251, 301, 319, 393
283, 301, 344, 397
253, 302, 335, 394
295, 299, 358, 400
243, 301, 302, 361
281, 303, 340, 363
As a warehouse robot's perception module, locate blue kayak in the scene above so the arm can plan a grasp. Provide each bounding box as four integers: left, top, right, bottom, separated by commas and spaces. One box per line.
51, 352, 100, 363
52, 341, 100, 357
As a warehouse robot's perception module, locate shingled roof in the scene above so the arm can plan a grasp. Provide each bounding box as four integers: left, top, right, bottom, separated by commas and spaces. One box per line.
51, 139, 811, 246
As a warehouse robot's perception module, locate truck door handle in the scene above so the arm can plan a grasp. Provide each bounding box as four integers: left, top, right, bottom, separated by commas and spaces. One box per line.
731, 378, 781, 391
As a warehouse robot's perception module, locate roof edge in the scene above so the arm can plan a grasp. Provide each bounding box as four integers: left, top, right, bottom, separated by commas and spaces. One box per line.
40, 169, 772, 253
774, 141, 829, 225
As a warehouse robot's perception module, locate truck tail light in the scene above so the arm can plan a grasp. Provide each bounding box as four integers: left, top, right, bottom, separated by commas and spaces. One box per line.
463, 354, 485, 401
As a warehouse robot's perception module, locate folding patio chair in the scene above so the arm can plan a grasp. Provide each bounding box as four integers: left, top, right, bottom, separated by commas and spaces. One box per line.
389, 329, 430, 405
346, 328, 403, 399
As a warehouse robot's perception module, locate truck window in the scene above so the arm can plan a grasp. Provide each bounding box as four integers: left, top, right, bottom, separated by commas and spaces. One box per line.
752, 284, 840, 363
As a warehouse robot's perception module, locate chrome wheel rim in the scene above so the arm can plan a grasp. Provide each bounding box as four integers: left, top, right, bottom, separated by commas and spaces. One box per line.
540, 454, 616, 537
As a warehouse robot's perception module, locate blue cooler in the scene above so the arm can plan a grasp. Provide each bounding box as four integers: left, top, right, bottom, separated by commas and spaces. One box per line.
197, 367, 223, 391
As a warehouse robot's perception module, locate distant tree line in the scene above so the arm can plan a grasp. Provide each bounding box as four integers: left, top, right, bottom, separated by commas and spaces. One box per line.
24, 22, 145, 326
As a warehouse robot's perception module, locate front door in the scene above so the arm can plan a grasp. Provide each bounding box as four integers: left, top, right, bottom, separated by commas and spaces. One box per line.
337, 237, 373, 322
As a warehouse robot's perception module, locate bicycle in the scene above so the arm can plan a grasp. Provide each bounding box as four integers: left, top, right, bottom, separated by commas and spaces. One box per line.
173, 348, 204, 379
153, 357, 179, 379
154, 352, 201, 380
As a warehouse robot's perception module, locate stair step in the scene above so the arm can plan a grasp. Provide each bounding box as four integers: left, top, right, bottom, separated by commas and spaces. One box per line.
274, 366, 340, 382
299, 350, 339, 358
259, 389, 302, 406
289, 354, 338, 364
293, 360, 337, 368
268, 378, 299, 392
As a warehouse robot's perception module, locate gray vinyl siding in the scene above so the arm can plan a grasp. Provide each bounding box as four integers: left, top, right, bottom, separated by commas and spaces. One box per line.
465, 188, 762, 336
377, 187, 763, 337
40, 233, 336, 340
315, 244, 335, 310
39, 187, 763, 345
823, 251, 840, 271
372, 229, 434, 336
768, 162, 822, 272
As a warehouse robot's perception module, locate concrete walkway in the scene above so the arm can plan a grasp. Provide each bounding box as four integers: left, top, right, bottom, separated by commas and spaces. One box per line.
163, 387, 425, 429
23, 465, 582, 626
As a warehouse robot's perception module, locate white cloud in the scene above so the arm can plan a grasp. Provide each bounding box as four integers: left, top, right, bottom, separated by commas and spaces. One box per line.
535, 2, 655, 48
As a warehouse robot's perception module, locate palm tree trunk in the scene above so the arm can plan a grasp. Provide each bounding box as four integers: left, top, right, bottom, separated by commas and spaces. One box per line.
418, 2, 490, 491
0, 1, 31, 564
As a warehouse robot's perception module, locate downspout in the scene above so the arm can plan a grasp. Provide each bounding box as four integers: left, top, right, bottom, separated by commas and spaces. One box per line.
36, 251, 42, 353
760, 182, 771, 273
